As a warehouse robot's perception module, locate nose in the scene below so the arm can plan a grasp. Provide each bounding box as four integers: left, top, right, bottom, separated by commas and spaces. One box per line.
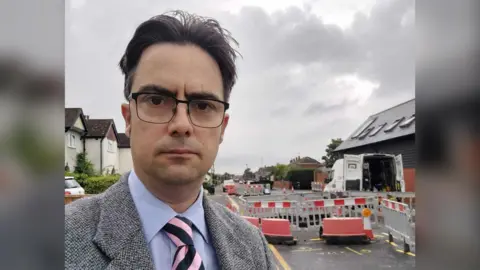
167, 103, 193, 137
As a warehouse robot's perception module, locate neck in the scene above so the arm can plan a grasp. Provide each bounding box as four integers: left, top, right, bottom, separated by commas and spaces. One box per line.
135, 171, 202, 213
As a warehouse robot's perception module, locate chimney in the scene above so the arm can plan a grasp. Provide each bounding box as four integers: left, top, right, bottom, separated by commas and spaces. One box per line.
85, 115, 90, 120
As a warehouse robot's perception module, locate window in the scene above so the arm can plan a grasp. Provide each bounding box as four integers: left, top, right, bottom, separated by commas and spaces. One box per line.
384, 117, 405, 132
351, 117, 377, 139
68, 134, 76, 148
369, 123, 387, 137
107, 140, 115, 152
358, 126, 375, 139
400, 114, 415, 128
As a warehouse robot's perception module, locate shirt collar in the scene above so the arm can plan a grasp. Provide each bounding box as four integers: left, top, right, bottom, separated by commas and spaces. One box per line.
128, 170, 209, 244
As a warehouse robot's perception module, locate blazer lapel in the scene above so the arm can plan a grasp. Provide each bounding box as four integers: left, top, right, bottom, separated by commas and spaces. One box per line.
203, 195, 255, 269
93, 173, 154, 269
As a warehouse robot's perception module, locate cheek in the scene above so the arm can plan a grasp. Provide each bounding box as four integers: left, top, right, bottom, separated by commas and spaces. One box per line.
131, 120, 165, 152
197, 129, 221, 155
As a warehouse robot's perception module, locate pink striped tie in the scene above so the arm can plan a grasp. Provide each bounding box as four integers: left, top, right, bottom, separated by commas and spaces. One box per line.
163, 216, 205, 270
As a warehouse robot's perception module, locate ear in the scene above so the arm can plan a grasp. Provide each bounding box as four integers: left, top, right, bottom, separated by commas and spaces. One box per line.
121, 103, 131, 137
220, 113, 229, 144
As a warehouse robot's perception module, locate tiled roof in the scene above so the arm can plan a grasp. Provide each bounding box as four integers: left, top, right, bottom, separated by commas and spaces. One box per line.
65, 108, 83, 130
65, 108, 88, 132
335, 98, 415, 152
296, 157, 321, 164
117, 133, 131, 148
85, 119, 115, 138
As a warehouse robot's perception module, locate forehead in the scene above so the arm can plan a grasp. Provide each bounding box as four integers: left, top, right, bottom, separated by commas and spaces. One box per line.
131, 43, 224, 99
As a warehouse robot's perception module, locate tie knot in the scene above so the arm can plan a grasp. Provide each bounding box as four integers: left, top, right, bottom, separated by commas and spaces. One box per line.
163, 216, 194, 247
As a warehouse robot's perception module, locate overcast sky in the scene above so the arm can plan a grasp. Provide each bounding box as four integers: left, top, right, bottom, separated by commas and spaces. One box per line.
65, 0, 414, 174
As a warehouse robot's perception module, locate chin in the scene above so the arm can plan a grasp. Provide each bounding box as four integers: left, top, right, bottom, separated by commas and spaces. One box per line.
154, 165, 203, 186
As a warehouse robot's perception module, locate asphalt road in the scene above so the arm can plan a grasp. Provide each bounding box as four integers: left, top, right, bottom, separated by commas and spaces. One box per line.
209, 186, 415, 270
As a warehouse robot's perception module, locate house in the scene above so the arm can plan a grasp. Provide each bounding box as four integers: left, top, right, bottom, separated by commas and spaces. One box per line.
288, 156, 327, 189
334, 98, 415, 191
254, 166, 274, 182
84, 118, 120, 175
117, 133, 133, 174
65, 108, 88, 171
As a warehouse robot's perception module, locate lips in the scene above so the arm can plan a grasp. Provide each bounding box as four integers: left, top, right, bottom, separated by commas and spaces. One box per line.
163, 149, 198, 155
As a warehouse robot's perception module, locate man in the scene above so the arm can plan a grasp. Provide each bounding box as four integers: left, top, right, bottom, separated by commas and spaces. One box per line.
65, 11, 276, 269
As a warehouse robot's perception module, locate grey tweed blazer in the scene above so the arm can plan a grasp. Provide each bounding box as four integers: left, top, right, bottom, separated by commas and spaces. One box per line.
65, 172, 276, 269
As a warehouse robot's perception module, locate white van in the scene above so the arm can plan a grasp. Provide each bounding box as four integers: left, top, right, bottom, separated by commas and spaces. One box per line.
324, 153, 405, 193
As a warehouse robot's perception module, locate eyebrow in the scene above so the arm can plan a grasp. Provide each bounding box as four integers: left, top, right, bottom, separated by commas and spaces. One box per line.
137, 84, 222, 101
137, 85, 175, 97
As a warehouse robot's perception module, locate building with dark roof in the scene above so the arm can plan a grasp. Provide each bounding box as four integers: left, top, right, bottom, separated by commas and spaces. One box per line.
84, 118, 120, 174
65, 108, 88, 171
334, 98, 416, 191
65, 107, 133, 175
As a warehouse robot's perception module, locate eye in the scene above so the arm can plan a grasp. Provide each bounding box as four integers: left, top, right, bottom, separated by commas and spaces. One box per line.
140, 94, 167, 105
148, 96, 165, 105
195, 101, 210, 110
192, 100, 216, 111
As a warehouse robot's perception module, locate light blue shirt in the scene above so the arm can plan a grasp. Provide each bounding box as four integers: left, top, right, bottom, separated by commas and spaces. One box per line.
128, 170, 219, 270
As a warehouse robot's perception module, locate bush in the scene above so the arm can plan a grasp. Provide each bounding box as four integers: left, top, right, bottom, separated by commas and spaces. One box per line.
74, 152, 95, 176
65, 172, 90, 187
83, 175, 121, 194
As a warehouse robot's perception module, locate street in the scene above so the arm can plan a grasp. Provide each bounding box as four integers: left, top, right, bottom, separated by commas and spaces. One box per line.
209, 186, 415, 270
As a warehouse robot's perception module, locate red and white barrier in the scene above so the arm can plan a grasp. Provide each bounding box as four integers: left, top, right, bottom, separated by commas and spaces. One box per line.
252, 201, 293, 208
382, 199, 408, 213
309, 197, 370, 207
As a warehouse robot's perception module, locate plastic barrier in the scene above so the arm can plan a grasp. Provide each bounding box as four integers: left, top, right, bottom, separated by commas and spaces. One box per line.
322, 217, 366, 242
226, 202, 237, 212
244, 200, 301, 231
242, 216, 260, 228
261, 218, 297, 245
299, 197, 379, 233
244, 184, 264, 196
226, 185, 237, 195
381, 199, 415, 253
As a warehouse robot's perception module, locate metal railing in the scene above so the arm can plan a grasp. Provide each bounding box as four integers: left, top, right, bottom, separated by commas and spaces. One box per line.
380, 199, 416, 253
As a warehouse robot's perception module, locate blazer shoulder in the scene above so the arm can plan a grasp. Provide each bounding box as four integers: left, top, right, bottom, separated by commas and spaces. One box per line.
65, 194, 102, 238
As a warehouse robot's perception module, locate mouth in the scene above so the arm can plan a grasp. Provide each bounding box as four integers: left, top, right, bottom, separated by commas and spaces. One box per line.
162, 149, 198, 156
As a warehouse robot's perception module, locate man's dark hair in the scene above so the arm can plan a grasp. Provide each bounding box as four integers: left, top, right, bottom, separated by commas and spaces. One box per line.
119, 10, 240, 102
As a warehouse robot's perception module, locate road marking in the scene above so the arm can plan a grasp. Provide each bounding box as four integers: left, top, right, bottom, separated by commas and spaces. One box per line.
292, 247, 324, 252
385, 240, 398, 247
309, 238, 323, 241
269, 244, 291, 270
345, 247, 363, 256
385, 240, 416, 256
396, 249, 416, 257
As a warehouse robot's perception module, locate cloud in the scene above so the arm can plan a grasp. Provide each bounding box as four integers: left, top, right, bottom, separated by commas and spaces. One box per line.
65, 0, 414, 174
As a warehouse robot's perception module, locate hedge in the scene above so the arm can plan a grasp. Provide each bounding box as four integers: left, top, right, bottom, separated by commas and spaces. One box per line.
82, 175, 121, 194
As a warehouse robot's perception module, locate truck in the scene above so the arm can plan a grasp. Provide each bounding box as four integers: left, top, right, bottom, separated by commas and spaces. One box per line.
323, 153, 410, 196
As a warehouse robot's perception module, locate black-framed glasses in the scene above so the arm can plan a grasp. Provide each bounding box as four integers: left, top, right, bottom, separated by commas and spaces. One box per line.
129, 92, 229, 128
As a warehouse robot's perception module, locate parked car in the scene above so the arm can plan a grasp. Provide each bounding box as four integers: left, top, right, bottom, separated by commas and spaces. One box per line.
65, 176, 85, 195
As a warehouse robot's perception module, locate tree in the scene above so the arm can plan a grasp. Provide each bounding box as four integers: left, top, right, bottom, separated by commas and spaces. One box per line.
272, 163, 289, 181
74, 152, 95, 176
243, 168, 254, 179
322, 138, 343, 168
